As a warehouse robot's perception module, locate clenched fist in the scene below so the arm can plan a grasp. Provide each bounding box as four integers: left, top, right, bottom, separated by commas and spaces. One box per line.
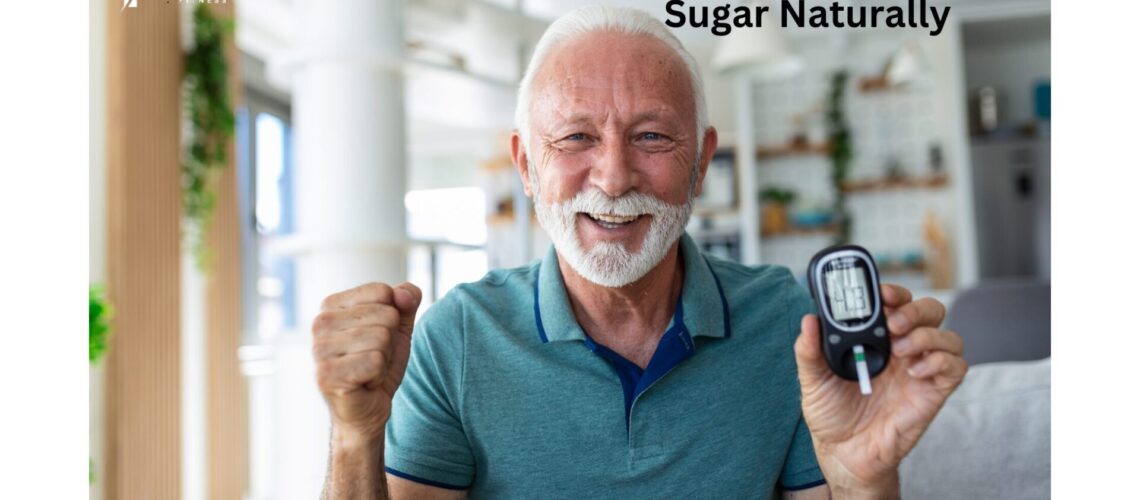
312, 282, 422, 447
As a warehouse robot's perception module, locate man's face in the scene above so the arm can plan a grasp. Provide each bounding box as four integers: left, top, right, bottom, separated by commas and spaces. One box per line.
519, 31, 709, 287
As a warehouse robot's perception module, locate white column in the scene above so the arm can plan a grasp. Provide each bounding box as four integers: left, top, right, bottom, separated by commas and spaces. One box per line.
261, 1, 408, 498
734, 76, 761, 265
288, 0, 408, 315
180, 247, 206, 500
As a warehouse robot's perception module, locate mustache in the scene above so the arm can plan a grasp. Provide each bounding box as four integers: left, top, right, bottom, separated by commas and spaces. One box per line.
549, 188, 687, 217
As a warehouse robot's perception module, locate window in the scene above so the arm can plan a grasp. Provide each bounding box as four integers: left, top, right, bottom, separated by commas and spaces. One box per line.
404, 187, 489, 309
237, 92, 297, 342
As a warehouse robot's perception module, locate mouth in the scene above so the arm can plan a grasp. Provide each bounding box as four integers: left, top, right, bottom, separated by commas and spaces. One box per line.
583, 212, 644, 229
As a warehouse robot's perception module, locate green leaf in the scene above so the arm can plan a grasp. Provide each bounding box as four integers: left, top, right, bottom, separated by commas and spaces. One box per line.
183, 4, 235, 273
90, 285, 113, 364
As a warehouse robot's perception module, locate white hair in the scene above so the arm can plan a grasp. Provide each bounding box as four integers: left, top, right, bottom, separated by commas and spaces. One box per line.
514, 5, 709, 151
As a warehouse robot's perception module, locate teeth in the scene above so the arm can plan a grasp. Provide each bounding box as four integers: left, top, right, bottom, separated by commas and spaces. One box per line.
589, 213, 638, 224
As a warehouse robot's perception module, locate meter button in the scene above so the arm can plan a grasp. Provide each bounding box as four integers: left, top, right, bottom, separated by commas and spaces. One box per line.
874, 326, 886, 337
828, 334, 841, 345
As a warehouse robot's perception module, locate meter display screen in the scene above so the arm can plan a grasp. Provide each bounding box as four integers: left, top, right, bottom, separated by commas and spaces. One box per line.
824, 266, 872, 321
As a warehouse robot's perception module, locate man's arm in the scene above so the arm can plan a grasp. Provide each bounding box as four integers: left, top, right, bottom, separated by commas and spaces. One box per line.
793, 284, 964, 499
782, 484, 830, 500
313, 282, 473, 499
781, 478, 902, 500
319, 430, 467, 500
321, 432, 387, 500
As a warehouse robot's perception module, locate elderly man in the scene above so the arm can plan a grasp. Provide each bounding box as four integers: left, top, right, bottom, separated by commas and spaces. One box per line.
312, 6, 966, 499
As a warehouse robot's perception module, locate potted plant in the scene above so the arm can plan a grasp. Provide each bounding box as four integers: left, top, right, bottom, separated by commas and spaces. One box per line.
760, 187, 797, 235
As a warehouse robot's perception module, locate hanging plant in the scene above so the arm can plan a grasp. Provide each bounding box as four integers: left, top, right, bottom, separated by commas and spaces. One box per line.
826, 70, 854, 244
183, 4, 235, 271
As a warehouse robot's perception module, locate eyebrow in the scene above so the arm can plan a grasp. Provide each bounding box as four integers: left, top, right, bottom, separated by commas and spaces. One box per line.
553, 109, 677, 128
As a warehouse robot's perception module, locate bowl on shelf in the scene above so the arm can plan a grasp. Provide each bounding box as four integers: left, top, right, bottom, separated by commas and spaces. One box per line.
790, 209, 834, 228
900, 249, 925, 267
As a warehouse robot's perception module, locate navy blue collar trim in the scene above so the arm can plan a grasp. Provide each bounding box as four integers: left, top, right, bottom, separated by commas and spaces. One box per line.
534, 265, 549, 343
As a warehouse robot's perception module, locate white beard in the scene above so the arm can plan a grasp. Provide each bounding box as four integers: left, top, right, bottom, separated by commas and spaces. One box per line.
532, 179, 693, 288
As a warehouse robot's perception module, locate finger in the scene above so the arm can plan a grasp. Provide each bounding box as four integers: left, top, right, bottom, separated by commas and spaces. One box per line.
312, 303, 401, 334
887, 297, 947, 335
892, 327, 964, 358
881, 283, 913, 308
393, 282, 424, 336
312, 325, 394, 361
794, 314, 832, 388
316, 349, 386, 395
320, 282, 396, 311
906, 351, 968, 382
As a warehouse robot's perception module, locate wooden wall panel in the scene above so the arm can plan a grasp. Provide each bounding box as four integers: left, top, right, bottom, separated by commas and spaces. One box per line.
104, 1, 183, 500
206, 2, 249, 498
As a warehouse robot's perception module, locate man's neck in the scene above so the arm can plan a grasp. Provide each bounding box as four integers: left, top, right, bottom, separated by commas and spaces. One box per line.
558, 242, 685, 368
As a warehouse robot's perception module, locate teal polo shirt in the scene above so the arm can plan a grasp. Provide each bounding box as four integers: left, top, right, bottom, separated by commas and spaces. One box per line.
385, 233, 825, 497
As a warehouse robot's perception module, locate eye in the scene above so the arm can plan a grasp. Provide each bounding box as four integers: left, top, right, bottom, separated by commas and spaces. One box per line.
634, 131, 675, 152
554, 132, 593, 151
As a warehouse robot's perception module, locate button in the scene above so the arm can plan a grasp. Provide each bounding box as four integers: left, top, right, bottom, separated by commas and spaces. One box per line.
828, 334, 841, 345
874, 327, 886, 337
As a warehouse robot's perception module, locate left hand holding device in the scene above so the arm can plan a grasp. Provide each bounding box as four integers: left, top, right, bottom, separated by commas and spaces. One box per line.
793, 284, 967, 499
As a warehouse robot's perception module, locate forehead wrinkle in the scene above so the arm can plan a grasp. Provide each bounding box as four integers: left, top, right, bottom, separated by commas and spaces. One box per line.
529, 31, 696, 135
535, 82, 688, 134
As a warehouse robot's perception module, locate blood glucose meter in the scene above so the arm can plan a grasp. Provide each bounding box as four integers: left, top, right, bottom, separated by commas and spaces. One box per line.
807, 244, 890, 394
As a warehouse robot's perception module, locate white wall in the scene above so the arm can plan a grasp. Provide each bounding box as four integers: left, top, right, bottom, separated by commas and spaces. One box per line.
688, 42, 739, 147
88, 0, 106, 498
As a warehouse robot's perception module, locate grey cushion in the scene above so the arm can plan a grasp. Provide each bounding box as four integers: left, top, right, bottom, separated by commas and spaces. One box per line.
900, 358, 1050, 500
943, 280, 1051, 365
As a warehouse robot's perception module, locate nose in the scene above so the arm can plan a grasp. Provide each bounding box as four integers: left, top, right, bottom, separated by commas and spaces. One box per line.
588, 140, 638, 198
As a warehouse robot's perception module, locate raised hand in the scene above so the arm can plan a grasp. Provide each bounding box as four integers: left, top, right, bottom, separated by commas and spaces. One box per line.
312, 282, 423, 447
793, 284, 967, 498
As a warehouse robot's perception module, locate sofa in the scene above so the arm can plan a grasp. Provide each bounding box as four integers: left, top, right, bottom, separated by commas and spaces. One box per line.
898, 280, 1051, 498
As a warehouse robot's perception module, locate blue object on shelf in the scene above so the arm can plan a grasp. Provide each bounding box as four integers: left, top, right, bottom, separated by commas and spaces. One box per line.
874, 253, 894, 267
791, 210, 834, 227
901, 250, 924, 266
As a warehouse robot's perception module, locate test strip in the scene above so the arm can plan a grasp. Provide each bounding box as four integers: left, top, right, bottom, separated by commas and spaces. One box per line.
852, 344, 872, 395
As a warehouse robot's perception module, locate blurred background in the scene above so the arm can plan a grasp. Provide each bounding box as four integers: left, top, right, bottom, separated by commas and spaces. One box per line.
89, 0, 1051, 498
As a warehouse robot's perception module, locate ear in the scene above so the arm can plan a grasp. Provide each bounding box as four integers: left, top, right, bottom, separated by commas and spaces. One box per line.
692, 126, 719, 198
510, 130, 535, 198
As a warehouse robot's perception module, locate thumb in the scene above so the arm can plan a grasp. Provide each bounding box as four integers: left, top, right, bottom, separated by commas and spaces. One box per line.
392, 282, 423, 336
794, 314, 832, 392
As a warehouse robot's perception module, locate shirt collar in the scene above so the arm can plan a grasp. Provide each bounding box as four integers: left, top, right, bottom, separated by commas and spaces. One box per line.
534, 232, 731, 344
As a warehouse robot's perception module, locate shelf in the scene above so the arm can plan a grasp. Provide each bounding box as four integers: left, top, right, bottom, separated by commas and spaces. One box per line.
841, 174, 949, 193
756, 142, 831, 159
857, 75, 891, 93
761, 224, 838, 238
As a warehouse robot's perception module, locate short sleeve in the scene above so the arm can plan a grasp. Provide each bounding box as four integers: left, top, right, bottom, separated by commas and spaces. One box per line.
779, 416, 826, 490
781, 280, 826, 490
384, 294, 474, 489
